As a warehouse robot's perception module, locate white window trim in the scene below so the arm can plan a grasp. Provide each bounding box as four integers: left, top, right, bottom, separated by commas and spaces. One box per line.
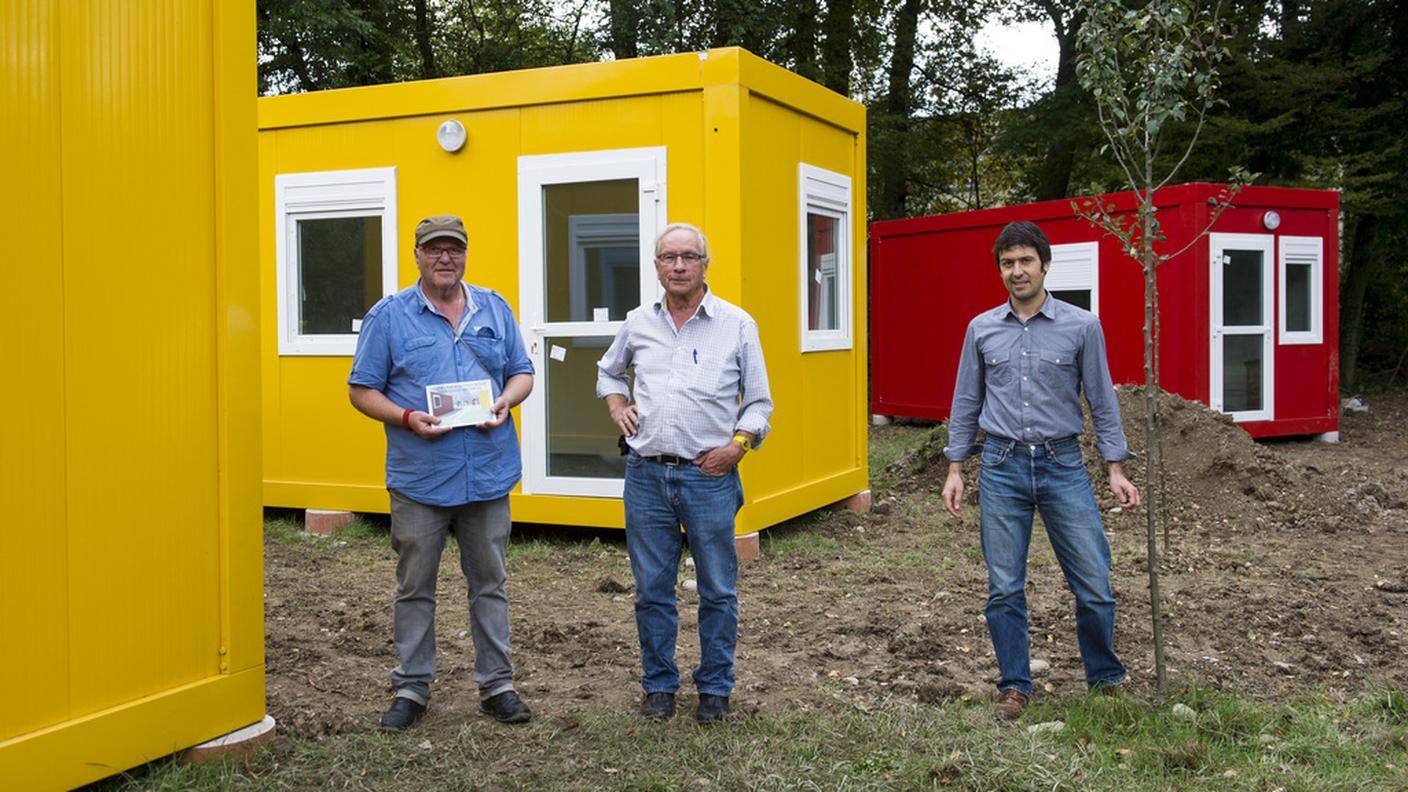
274, 167, 398, 356
1278, 235, 1324, 345
1208, 233, 1275, 423
516, 147, 667, 498
1047, 241, 1099, 315
799, 163, 853, 352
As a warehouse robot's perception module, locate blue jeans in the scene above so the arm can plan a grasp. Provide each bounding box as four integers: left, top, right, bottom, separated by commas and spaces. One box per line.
978, 436, 1125, 695
623, 452, 744, 697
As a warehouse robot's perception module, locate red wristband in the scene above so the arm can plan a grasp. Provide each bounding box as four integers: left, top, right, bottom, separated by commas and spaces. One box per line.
401, 408, 413, 431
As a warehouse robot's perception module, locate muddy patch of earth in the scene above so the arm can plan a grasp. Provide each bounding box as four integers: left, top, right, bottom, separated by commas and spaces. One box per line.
266, 389, 1408, 738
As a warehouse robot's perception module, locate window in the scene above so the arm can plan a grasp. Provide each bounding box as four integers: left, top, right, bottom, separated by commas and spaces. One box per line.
1046, 241, 1099, 315
1278, 236, 1323, 345
799, 163, 852, 352
274, 167, 398, 355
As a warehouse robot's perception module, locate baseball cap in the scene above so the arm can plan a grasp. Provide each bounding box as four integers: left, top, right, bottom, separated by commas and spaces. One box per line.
415, 215, 468, 247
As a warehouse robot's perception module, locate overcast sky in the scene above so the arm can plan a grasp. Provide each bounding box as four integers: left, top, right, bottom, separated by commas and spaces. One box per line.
976, 18, 1059, 87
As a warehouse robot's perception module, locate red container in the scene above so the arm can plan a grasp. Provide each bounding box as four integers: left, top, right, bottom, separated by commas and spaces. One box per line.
869, 183, 1340, 439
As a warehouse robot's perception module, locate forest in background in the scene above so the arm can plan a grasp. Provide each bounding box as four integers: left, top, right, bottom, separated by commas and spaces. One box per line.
257, 0, 1407, 391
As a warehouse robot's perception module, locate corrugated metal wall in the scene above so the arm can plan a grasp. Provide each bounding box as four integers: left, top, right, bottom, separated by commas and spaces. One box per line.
0, 2, 264, 788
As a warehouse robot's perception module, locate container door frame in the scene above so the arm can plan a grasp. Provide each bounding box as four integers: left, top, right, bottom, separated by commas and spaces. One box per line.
516, 147, 667, 497
1208, 232, 1275, 422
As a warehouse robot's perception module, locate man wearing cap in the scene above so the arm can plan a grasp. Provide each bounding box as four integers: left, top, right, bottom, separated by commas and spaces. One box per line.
596, 222, 773, 723
349, 215, 535, 731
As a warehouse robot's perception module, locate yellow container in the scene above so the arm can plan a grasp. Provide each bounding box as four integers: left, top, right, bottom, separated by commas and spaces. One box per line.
0, 1, 264, 788
258, 48, 869, 534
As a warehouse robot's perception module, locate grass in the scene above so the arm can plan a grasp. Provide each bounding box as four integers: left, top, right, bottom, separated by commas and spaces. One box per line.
869, 421, 943, 491
90, 687, 1408, 791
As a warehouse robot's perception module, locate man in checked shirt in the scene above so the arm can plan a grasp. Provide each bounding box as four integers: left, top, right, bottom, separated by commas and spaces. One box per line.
596, 222, 773, 724
941, 220, 1141, 721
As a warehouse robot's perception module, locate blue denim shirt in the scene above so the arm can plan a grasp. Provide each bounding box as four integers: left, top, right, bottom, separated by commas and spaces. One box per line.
349, 282, 534, 506
943, 293, 1133, 463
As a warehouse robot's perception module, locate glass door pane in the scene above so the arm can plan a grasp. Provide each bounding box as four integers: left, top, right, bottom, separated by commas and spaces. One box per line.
543, 180, 640, 322
1221, 249, 1264, 326
544, 335, 627, 479
1221, 334, 1263, 413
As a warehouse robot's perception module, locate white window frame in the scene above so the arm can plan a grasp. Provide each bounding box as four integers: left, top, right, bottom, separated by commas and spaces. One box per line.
799, 163, 853, 352
517, 147, 667, 498
567, 212, 639, 323
1278, 235, 1323, 345
1046, 241, 1100, 315
274, 167, 398, 356
1209, 233, 1275, 423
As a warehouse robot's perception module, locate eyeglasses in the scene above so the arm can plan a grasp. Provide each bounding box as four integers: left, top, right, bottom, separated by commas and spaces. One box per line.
421, 246, 466, 259
656, 252, 704, 263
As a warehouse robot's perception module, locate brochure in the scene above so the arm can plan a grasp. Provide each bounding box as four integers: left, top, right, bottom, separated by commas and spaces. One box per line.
425, 379, 494, 428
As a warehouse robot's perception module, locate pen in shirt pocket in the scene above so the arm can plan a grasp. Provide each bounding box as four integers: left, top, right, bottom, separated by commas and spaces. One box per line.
693, 349, 698, 364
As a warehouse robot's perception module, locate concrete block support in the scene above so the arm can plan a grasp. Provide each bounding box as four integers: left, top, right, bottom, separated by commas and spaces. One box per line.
179, 715, 277, 765
825, 489, 872, 514
735, 532, 761, 563
305, 508, 354, 536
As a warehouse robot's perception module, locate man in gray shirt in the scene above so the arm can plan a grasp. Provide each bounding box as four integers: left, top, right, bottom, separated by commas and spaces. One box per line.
941, 220, 1141, 720
597, 222, 773, 724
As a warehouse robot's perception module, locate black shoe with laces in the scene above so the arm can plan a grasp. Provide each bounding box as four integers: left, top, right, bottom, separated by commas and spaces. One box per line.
379, 697, 427, 732
640, 691, 676, 719
696, 694, 729, 723
480, 690, 533, 723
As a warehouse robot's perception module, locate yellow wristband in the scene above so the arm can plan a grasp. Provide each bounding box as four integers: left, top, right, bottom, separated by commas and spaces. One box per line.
732, 434, 753, 452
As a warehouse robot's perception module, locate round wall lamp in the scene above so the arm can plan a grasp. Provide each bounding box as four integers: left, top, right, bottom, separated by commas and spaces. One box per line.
436, 120, 466, 153
1262, 210, 1281, 231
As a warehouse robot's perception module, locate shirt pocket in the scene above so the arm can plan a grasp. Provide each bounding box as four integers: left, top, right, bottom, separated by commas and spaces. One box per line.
984, 348, 1016, 388
460, 334, 507, 388
399, 335, 440, 383
1038, 347, 1078, 389
687, 351, 730, 397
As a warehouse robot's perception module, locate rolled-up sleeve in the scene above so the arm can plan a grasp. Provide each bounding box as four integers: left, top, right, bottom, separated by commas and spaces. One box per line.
734, 318, 773, 446
1080, 320, 1135, 461
596, 317, 634, 400
348, 303, 390, 391
943, 322, 984, 461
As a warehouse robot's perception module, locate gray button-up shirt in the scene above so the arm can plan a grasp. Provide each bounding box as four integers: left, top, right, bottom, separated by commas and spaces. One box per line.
943, 293, 1133, 462
597, 288, 773, 458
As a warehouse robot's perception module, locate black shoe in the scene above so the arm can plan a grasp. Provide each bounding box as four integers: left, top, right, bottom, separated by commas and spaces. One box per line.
640, 691, 676, 719
480, 690, 532, 723
696, 694, 729, 723
379, 697, 427, 732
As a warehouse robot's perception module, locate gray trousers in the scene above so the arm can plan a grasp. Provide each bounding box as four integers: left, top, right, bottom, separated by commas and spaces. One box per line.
388, 489, 515, 705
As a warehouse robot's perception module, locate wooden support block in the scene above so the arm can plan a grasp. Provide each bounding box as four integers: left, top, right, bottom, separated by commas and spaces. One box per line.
735, 532, 761, 563
825, 489, 872, 514
305, 508, 354, 536
179, 715, 276, 765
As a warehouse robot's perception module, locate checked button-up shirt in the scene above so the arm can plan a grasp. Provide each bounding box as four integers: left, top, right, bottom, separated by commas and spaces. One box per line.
596, 288, 773, 459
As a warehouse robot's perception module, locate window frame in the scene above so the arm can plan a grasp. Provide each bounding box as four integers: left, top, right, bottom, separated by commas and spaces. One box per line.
798, 163, 853, 352
1046, 241, 1099, 315
274, 167, 398, 356
1277, 235, 1323, 345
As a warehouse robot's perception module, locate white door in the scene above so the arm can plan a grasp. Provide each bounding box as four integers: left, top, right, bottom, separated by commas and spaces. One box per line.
1209, 233, 1274, 422
517, 147, 667, 496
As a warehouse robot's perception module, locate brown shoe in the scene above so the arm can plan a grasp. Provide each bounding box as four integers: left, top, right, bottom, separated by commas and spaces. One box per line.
993, 689, 1028, 720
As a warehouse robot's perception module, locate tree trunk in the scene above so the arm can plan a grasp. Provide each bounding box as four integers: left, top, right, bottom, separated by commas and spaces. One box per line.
874, 0, 922, 220
820, 0, 853, 95
1140, 192, 1168, 694
608, 0, 639, 59
1032, 1, 1084, 201
413, 0, 437, 80
1340, 213, 1380, 390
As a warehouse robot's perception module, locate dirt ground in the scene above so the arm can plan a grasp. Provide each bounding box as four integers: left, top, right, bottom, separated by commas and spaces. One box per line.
265, 389, 1408, 738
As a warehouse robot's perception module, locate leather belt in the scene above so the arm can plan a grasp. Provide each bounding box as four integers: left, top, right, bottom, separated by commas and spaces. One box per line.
641, 454, 691, 466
